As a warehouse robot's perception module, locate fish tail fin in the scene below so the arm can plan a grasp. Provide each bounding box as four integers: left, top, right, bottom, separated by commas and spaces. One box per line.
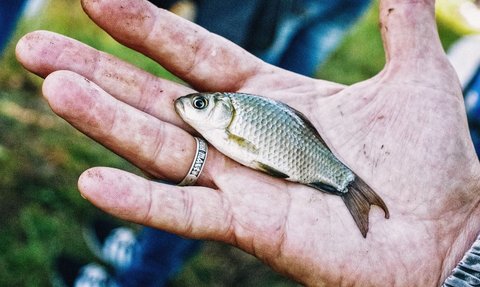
342, 177, 389, 238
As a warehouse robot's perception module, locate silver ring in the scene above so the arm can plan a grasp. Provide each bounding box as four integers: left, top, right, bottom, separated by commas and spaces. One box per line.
178, 137, 208, 186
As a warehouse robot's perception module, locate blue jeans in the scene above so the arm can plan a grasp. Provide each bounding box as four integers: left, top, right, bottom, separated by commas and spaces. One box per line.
0, 0, 26, 54
195, 0, 371, 76
465, 66, 480, 155
256, 0, 371, 76
115, 227, 201, 287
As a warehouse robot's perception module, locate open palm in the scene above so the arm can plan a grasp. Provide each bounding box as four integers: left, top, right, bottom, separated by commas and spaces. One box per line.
16, 0, 480, 285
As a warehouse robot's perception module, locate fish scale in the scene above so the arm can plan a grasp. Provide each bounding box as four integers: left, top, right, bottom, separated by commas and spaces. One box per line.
227, 93, 353, 191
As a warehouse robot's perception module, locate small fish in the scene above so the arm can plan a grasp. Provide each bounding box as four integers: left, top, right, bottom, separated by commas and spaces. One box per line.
174, 92, 389, 237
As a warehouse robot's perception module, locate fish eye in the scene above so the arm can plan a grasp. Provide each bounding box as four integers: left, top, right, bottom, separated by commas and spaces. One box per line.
192, 96, 208, 110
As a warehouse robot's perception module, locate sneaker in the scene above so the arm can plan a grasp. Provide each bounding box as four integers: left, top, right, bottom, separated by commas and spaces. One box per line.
52, 256, 118, 287
83, 218, 137, 270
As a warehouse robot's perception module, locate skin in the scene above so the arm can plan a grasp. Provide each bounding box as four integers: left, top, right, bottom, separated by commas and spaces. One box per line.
15, 0, 480, 286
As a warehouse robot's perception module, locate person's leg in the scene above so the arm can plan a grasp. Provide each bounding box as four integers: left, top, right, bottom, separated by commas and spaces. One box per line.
448, 35, 480, 156
464, 66, 480, 155
194, 0, 259, 46
0, 0, 27, 53
115, 227, 201, 287
278, 0, 371, 76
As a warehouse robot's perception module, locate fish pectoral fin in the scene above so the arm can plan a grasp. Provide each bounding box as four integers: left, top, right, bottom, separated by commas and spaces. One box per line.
227, 131, 259, 153
253, 161, 289, 179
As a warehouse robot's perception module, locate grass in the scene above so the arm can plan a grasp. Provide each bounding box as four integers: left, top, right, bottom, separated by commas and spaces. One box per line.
0, 0, 461, 286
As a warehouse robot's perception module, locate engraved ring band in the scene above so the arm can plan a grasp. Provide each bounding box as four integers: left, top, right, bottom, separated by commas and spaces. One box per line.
177, 137, 208, 186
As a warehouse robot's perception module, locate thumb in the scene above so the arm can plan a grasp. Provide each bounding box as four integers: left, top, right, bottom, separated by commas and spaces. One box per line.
380, 0, 445, 70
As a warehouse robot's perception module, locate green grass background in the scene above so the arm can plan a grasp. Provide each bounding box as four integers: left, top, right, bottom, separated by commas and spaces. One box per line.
0, 0, 461, 286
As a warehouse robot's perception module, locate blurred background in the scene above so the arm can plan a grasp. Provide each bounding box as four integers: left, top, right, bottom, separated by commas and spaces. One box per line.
0, 0, 476, 286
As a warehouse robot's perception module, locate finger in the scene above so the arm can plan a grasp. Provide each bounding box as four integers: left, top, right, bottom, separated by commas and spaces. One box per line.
80, 0, 272, 91
42, 70, 223, 185
379, 0, 445, 69
78, 167, 233, 241
16, 30, 192, 128
15, 31, 342, 125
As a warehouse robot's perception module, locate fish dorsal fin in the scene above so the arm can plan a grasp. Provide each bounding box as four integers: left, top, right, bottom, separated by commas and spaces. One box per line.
226, 131, 259, 154
253, 161, 289, 179
282, 104, 331, 151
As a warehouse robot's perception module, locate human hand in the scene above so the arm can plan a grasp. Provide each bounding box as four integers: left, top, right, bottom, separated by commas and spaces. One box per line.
15, 0, 480, 286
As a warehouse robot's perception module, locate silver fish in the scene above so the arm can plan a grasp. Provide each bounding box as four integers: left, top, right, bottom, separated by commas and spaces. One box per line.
174, 92, 389, 237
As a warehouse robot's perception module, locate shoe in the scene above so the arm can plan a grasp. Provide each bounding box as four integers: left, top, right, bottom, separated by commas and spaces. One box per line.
83, 218, 137, 270
52, 255, 118, 287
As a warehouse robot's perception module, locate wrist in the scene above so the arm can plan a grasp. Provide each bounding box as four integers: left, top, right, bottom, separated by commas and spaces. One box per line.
441, 199, 480, 285
442, 233, 480, 286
